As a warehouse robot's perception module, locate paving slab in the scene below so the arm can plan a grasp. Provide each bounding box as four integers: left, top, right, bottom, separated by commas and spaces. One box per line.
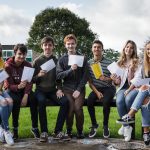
0, 137, 150, 150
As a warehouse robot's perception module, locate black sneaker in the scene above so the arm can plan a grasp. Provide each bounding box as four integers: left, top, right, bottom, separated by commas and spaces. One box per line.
89, 124, 99, 138
13, 128, 18, 140
65, 130, 73, 139
116, 114, 135, 124
143, 133, 150, 146
40, 132, 48, 142
103, 126, 110, 138
76, 132, 85, 139
63, 132, 72, 141
31, 128, 40, 139
53, 132, 64, 140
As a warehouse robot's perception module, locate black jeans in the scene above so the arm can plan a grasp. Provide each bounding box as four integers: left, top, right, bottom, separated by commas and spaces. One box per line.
87, 87, 116, 127
8, 90, 38, 129
35, 89, 68, 133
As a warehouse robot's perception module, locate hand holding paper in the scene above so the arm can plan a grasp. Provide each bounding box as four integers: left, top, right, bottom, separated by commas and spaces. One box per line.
91, 63, 103, 79
68, 55, 84, 67
18, 81, 27, 89
71, 64, 78, 70
40, 59, 56, 72
131, 78, 150, 86
107, 62, 123, 77
0, 69, 9, 83
38, 70, 47, 77
21, 66, 35, 82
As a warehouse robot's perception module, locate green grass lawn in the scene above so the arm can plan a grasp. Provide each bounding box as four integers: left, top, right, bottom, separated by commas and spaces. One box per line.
9, 85, 143, 139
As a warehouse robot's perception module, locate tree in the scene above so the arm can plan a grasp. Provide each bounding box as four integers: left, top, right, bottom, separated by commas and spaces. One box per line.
27, 8, 97, 59
103, 48, 120, 61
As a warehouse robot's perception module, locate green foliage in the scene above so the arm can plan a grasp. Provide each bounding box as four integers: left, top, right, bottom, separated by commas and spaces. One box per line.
104, 48, 120, 61
9, 85, 142, 139
27, 8, 96, 59
9, 107, 142, 139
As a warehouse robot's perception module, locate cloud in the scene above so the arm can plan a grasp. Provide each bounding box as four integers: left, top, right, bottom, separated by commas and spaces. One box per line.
1, 0, 150, 52
59, 2, 82, 15
57, 0, 150, 51
0, 5, 33, 44
74, 0, 150, 51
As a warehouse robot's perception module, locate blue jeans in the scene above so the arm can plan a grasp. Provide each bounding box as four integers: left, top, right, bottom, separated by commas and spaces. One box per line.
131, 89, 149, 111
141, 100, 150, 127
130, 89, 150, 127
0, 91, 13, 131
35, 89, 68, 133
116, 88, 138, 118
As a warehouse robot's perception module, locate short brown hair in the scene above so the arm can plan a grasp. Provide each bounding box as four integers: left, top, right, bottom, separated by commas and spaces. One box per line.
64, 34, 77, 44
14, 44, 27, 54
92, 39, 103, 49
41, 36, 54, 46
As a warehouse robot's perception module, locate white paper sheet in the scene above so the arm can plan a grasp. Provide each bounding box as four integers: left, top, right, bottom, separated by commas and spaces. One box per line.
0, 69, 9, 83
131, 78, 150, 86
107, 62, 123, 77
68, 55, 84, 67
21, 66, 35, 82
40, 59, 56, 72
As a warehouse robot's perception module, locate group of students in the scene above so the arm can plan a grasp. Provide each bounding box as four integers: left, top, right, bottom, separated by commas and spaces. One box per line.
0, 34, 149, 146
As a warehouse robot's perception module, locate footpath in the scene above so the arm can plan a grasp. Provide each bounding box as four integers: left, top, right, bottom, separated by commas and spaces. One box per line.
0, 137, 150, 150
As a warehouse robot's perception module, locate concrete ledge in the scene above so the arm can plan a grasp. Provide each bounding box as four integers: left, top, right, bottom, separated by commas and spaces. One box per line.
2, 138, 148, 150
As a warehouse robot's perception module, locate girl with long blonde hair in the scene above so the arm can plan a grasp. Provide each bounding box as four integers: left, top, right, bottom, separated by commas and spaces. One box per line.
111, 40, 139, 142
117, 41, 150, 146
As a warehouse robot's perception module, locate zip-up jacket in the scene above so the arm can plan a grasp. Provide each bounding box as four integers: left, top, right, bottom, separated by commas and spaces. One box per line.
4, 56, 33, 94
56, 52, 88, 92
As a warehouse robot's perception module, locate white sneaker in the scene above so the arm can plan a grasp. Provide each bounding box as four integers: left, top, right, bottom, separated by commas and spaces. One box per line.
124, 126, 132, 142
4, 130, 14, 145
0, 126, 5, 143
118, 125, 124, 136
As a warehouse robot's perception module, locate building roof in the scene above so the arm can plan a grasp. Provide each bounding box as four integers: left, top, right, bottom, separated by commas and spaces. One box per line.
1, 45, 15, 50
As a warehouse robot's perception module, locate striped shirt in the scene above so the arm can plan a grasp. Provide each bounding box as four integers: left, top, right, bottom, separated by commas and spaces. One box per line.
88, 57, 114, 88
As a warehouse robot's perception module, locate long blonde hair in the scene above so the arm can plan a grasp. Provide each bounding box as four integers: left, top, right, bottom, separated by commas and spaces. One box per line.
118, 40, 138, 68
144, 41, 150, 77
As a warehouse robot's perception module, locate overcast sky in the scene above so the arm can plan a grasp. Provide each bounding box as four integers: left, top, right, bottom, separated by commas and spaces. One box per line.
0, 0, 150, 51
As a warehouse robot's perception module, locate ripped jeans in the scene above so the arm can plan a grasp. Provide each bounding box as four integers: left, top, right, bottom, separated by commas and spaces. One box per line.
131, 88, 150, 127
0, 91, 13, 131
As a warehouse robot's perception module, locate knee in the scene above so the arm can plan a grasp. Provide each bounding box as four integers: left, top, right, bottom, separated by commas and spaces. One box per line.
125, 96, 132, 105
5, 98, 13, 105
103, 100, 110, 108
60, 97, 69, 106
0, 99, 8, 106
74, 105, 83, 113
116, 98, 123, 106
140, 85, 149, 91
37, 97, 45, 105
143, 97, 150, 105
68, 107, 74, 117
87, 98, 94, 106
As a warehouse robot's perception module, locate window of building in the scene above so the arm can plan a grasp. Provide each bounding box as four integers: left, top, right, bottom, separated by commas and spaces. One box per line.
2, 50, 32, 62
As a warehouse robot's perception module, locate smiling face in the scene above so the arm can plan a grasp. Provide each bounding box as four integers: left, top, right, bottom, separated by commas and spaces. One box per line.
145, 43, 150, 59
124, 43, 134, 58
65, 39, 77, 54
41, 41, 54, 57
14, 49, 26, 65
92, 43, 103, 58
144, 42, 150, 77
